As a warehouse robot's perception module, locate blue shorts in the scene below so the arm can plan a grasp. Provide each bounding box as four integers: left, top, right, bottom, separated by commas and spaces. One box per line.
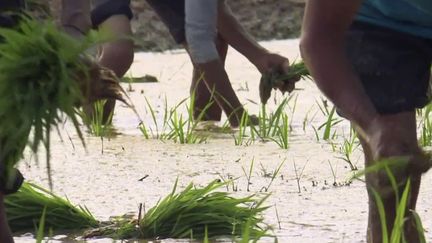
91, 0, 133, 27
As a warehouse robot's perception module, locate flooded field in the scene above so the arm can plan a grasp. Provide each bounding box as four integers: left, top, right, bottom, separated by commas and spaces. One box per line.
13, 39, 432, 242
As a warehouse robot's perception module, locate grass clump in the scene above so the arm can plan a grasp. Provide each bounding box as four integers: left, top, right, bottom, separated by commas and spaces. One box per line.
5, 182, 98, 232
85, 180, 271, 241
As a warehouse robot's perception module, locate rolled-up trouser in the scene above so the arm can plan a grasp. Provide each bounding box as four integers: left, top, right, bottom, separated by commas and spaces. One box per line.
185, 0, 219, 64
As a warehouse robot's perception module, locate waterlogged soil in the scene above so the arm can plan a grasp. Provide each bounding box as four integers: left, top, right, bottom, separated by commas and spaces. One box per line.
14, 39, 432, 243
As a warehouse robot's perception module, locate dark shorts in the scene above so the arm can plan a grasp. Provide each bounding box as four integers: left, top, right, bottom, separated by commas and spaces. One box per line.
0, 0, 24, 28
346, 21, 432, 114
91, 0, 133, 27
146, 0, 185, 44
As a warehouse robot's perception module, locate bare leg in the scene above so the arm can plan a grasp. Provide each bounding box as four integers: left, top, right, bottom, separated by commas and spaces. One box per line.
84, 15, 134, 123
0, 193, 13, 243
354, 111, 423, 243
96, 15, 134, 123
190, 34, 227, 121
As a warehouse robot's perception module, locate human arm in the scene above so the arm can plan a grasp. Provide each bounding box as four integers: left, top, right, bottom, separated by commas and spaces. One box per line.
216, 1, 288, 74
300, 0, 378, 131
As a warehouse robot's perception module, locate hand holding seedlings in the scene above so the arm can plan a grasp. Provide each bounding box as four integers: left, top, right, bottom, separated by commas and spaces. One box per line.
259, 60, 309, 104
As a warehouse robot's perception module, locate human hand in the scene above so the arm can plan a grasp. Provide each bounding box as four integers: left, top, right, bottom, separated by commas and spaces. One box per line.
76, 56, 127, 106
257, 53, 301, 104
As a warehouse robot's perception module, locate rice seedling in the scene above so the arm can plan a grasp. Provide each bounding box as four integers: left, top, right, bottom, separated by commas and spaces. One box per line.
353, 159, 426, 243
337, 127, 360, 170
234, 112, 253, 146
315, 105, 342, 141
5, 182, 98, 232
80, 99, 114, 137
328, 161, 338, 187
0, 18, 125, 187
166, 94, 211, 144
261, 159, 285, 192
242, 158, 255, 192
293, 160, 308, 193
371, 178, 426, 243
35, 207, 47, 243
85, 179, 271, 241
419, 103, 432, 147
254, 98, 289, 140
218, 173, 239, 192
274, 204, 282, 230
270, 113, 290, 149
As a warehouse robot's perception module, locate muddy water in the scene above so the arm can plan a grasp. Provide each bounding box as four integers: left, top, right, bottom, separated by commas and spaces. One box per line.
14, 39, 432, 243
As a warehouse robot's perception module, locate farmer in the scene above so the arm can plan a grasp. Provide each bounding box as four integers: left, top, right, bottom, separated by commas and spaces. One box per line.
146, 0, 294, 127
0, 1, 94, 242
88, 0, 134, 122
300, 0, 432, 242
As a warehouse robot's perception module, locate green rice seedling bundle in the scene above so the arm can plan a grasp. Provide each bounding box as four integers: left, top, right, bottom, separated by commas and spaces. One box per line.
5, 182, 98, 232
259, 60, 310, 104
0, 18, 125, 185
85, 180, 271, 241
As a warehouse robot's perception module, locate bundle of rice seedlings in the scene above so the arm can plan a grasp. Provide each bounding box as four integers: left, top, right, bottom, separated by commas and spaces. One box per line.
5, 182, 99, 232
84, 180, 271, 240
0, 18, 125, 187
259, 60, 310, 104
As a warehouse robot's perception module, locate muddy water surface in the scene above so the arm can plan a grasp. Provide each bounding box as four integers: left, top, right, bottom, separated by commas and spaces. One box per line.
14, 39, 432, 243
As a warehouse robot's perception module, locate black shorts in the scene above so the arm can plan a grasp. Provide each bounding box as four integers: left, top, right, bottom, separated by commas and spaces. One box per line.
0, 0, 24, 28
146, 0, 185, 44
91, 0, 133, 27
346, 21, 432, 114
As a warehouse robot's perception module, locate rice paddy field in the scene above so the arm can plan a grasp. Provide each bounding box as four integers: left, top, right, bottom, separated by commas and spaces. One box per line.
11, 39, 432, 242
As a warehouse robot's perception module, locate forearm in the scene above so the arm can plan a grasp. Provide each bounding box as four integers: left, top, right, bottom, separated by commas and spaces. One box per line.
60, 0, 91, 35
217, 1, 268, 68
300, 0, 378, 131
300, 36, 378, 130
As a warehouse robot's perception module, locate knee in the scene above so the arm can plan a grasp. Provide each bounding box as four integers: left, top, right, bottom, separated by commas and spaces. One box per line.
185, 25, 219, 64
99, 40, 134, 77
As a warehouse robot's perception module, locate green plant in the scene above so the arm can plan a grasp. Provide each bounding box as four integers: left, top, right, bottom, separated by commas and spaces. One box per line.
5, 182, 98, 232
35, 207, 47, 243
85, 180, 271, 240
254, 98, 289, 140
0, 18, 116, 188
419, 103, 432, 147
234, 112, 253, 146
271, 113, 290, 149
353, 159, 426, 243
293, 160, 308, 193
261, 160, 285, 192
166, 94, 210, 144
86, 100, 113, 137
315, 105, 342, 141
242, 158, 255, 192
337, 127, 360, 170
